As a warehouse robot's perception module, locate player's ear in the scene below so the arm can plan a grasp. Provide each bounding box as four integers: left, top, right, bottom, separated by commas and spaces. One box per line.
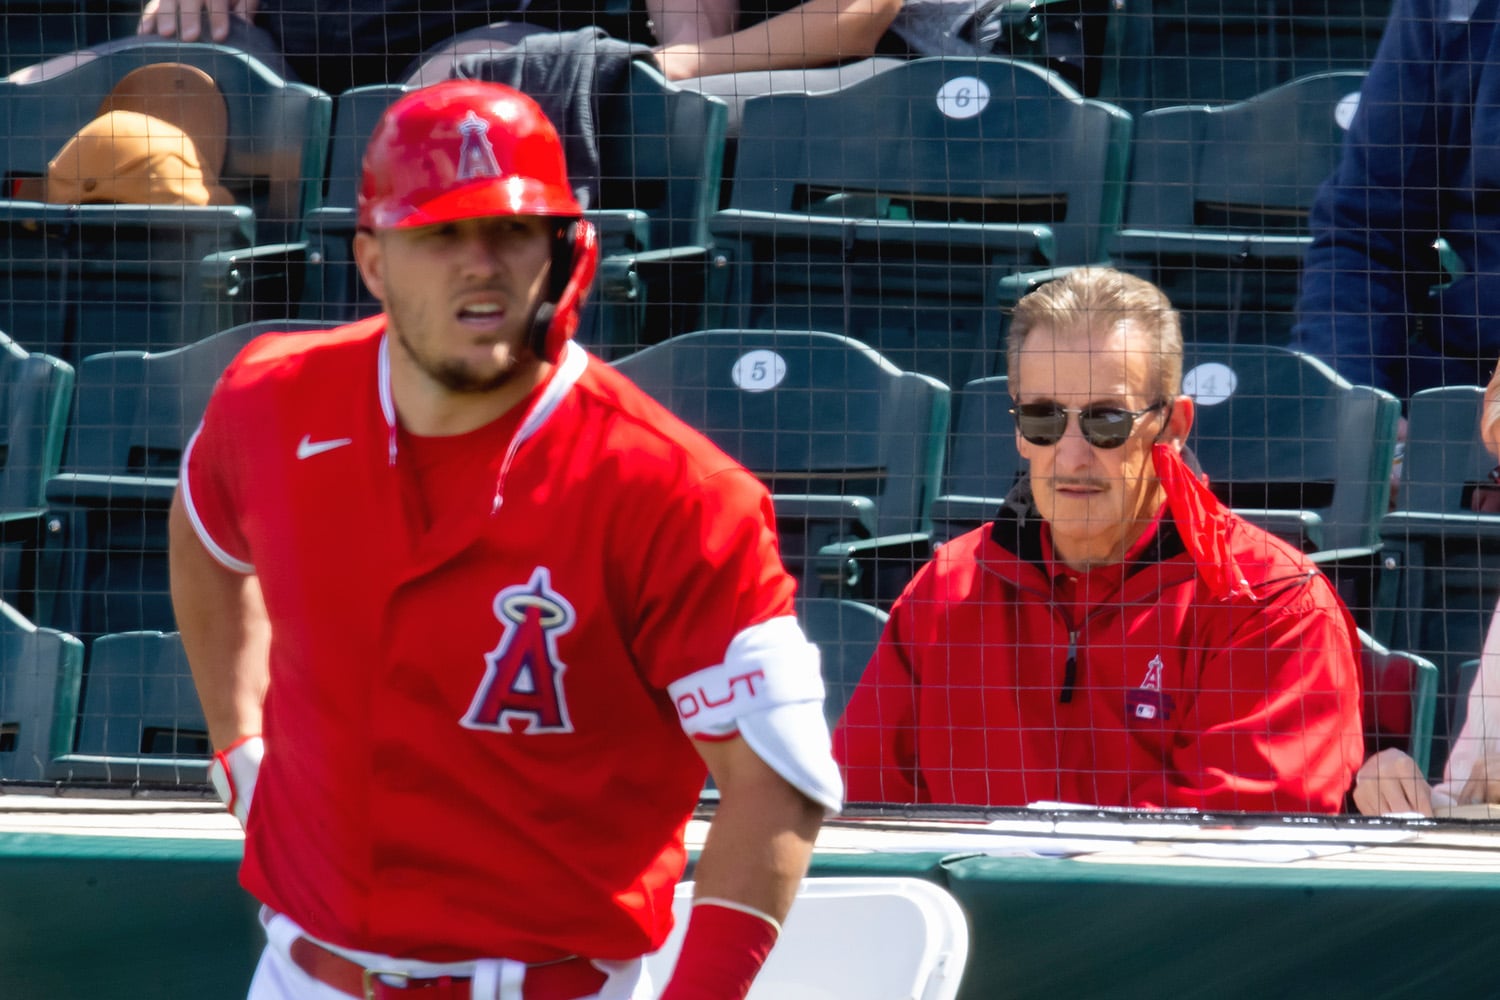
354, 229, 387, 303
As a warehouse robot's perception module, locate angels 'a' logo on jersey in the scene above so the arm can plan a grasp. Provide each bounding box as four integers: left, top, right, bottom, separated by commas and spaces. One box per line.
461, 566, 575, 735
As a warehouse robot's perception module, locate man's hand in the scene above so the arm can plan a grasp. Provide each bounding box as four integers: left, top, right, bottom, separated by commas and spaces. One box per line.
1455, 750, 1500, 806
139, 0, 257, 42
1351, 747, 1434, 816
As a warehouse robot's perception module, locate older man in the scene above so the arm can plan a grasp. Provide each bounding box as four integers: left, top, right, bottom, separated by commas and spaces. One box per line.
834, 267, 1365, 814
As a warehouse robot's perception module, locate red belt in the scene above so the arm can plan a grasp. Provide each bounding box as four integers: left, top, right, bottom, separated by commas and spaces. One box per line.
288, 936, 609, 1000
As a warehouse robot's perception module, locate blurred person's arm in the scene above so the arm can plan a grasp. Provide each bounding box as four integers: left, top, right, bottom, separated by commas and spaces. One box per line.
653, 0, 901, 80
1352, 748, 1434, 816
1289, 0, 1443, 394
647, 0, 738, 46
139, 0, 257, 42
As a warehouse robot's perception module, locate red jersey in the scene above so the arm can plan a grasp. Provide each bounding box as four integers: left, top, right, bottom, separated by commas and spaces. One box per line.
182, 316, 799, 962
834, 492, 1364, 814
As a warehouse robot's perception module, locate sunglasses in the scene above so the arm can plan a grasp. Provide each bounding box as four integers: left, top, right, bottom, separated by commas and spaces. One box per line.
1010, 401, 1168, 450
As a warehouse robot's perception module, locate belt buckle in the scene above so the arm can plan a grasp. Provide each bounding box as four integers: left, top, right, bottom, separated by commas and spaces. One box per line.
361, 967, 411, 999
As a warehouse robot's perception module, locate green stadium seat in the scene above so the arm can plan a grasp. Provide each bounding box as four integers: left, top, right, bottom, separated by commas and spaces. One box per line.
300, 60, 729, 357
0, 598, 82, 782
797, 597, 888, 731
34, 319, 337, 647
0, 329, 72, 618
926, 375, 1023, 546
1182, 343, 1398, 560
707, 55, 1132, 392
1375, 385, 1500, 777
613, 329, 949, 603
1109, 70, 1367, 348
1106, 0, 1390, 115
49, 629, 209, 785
0, 40, 332, 364
1360, 628, 1439, 779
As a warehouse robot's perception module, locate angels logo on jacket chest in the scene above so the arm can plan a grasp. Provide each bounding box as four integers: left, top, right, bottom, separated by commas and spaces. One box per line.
461, 566, 575, 734
1125, 653, 1176, 723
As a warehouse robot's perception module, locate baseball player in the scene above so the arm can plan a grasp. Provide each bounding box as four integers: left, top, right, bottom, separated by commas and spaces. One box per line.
168, 79, 841, 1000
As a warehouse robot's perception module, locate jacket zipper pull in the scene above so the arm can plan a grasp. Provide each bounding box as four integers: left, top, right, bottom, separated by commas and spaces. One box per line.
1059, 630, 1078, 704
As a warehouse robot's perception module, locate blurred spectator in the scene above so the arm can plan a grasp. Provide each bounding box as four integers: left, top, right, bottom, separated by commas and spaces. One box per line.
1353, 359, 1500, 816
1291, 0, 1500, 401
134, 0, 639, 93
834, 267, 1365, 814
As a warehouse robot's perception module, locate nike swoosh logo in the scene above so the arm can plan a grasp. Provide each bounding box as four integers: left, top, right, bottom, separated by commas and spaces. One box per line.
296, 434, 354, 460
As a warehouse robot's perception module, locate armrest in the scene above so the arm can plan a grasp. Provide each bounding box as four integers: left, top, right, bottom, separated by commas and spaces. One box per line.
1109, 229, 1310, 264
48, 755, 210, 785
1380, 510, 1500, 544
1229, 508, 1325, 553
712, 209, 1056, 264
0, 509, 44, 544
996, 265, 1092, 303
772, 494, 879, 539
815, 532, 934, 605
200, 241, 309, 322
44, 474, 178, 508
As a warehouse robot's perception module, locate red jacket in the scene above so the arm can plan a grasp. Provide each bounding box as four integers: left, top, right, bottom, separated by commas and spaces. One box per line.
834, 475, 1364, 814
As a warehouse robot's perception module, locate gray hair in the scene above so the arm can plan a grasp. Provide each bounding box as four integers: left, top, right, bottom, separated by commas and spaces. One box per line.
1006, 267, 1183, 402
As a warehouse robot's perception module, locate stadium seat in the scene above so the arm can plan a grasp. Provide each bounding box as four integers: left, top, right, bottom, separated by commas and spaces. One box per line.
0, 330, 72, 618
613, 329, 949, 604
707, 55, 1131, 392
925, 374, 1024, 546
1359, 628, 1438, 779
0, 598, 82, 782
1109, 70, 1367, 348
1181, 343, 1398, 560
34, 319, 337, 647
797, 597, 889, 730
299, 60, 729, 356
49, 629, 209, 785
1106, 0, 1390, 115
1375, 385, 1500, 777
0, 40, 332, 364
646, 877, 970, 1000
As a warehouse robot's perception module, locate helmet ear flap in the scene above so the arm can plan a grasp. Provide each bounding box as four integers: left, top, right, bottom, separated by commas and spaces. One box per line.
532, 218, 599, 363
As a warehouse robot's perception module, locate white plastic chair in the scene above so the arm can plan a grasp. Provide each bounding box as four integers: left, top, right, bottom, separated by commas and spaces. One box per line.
645, 877, 970, 1000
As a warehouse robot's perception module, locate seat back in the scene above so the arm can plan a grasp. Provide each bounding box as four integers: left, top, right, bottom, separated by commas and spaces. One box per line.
0, 40, 331, 240
1108, 0, 1390, 115
0, 330, 73, 513
1376, 385, 1500, 774
613, 330, 950, 583
0, 42, 331, 361
1359, 628, 1439, 777
1111, 71, 1366, 346
1182, 343, 1399, 553
35, 319, 337, 643
929, 374, 1023, 544
711, 55, 1131, 390
50, 629, 209, 784
0, 599, 83, 781
797, 597, 889, 730
647, 878, 969, 1000
0, 331, 73, 615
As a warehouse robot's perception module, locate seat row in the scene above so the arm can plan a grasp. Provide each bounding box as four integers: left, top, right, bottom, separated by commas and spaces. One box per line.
0, 45, 1373, 389
0, 319, 1466, 784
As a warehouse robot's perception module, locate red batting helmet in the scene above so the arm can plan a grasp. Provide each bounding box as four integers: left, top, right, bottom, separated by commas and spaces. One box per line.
358, 79, 599, 363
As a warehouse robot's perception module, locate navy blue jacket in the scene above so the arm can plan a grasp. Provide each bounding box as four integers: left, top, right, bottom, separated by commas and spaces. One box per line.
1291, 0, 1500, 399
